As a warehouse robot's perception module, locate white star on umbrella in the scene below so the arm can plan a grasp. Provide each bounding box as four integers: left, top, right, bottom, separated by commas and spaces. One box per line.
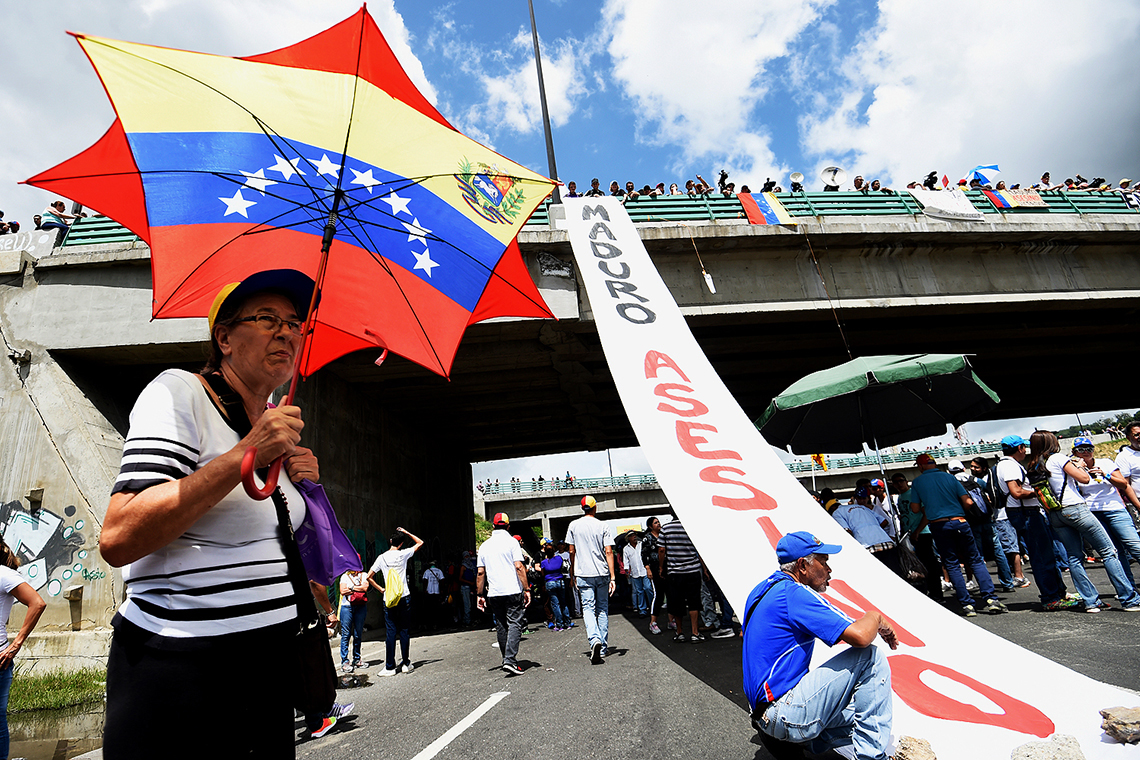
412, 248, 439, 277
311, 153, 341, 178
267, 154, 305, 181
349, 168, 380, 194
402, 217, 431, 242
218, 189, 257, 218
240, 168, 277, 195
381, 192, 411, 216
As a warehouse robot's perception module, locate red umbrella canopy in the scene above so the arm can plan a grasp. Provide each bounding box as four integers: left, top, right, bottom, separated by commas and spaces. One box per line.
26, 7, 556, 378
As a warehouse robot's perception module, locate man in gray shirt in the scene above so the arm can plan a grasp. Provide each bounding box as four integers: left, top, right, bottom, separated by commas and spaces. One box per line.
566, 495, 616, 664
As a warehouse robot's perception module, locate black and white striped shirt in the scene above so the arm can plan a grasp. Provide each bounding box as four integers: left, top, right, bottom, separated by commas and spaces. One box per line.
112, 370, 305, 642
660, 519, 702, 574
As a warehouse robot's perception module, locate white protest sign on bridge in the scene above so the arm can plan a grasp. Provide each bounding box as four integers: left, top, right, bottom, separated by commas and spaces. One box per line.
908, 187, 986, 222
563, 195, 1133, 758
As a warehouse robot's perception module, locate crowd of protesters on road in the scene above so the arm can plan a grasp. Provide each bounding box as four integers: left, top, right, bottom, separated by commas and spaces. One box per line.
816, 422, 1140, 618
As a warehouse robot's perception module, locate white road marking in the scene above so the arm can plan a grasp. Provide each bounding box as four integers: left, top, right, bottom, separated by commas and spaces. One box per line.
409, 691, 510, 760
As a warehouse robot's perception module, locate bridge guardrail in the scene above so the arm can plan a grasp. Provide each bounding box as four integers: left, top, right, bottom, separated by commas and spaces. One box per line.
481, 443, 1004, 496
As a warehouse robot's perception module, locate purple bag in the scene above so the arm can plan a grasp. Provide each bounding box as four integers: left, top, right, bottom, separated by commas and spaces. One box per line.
293, 479, 363, 585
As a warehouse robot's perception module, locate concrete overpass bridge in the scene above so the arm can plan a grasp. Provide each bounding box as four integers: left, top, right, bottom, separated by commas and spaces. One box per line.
1, 191, 1137, 666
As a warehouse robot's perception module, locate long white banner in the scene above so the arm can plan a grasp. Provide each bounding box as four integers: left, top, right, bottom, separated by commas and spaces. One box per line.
563, 196, 1133, 758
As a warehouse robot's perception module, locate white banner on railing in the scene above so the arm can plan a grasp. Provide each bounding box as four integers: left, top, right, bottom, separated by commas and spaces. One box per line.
563, 196, 1132, 759
908, 187, 986, 221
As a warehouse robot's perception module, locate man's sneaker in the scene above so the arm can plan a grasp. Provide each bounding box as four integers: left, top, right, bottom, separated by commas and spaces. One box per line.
1014, 577, 1032, 588
692, 633, 707, 642
1124, 604, 1140, 612
981, 599, 1008, 614
667, 619, 677, 630
710, 627, 735, 639
401, 663, 414, 674
328, 702, 354, 719
1066, 592, 1082, 600
965, 579, 979, 592
310, 716, 337, 738
961, 605, 977, 618
340, 663, 353, 673
502, 662, 524, 675
352, 660, 365, 669
672, 633, 687, 643
379, 667, 398, 677
590, 641, 603, 664
1042, 598, 1081, 611
940, 579, 953, 593
649, 621, 662, 635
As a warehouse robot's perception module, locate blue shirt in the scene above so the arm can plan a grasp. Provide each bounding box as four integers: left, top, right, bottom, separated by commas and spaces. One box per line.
909, 469, 968, 521
741, 572, 854, 708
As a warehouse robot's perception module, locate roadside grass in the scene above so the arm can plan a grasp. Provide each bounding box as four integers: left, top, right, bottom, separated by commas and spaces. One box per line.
8, 666, 105, 713
475, 513, 492, 546
1094, 439, 1126, 459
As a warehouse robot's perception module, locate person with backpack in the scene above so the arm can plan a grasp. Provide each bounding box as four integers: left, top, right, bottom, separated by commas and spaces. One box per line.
994, 435, 1076, 610
1026, 431, 1140, 613
339, 566, 369, 672
368, 526, 425, 674
949, 460, 1014, 592
971, 457, 1026, 589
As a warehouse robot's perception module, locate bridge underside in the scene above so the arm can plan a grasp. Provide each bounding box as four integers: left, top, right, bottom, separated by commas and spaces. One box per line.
53, 218, 1140, 462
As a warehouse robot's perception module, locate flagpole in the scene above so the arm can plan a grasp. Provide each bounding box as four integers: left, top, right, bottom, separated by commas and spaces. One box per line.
527, 0, 561, 204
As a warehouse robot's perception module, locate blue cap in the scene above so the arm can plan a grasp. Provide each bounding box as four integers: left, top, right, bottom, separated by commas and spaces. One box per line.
854, 486, 870, 499
776, 531, 843, 563
1001, 435, 1029, 448
1074, 436, 1094, 448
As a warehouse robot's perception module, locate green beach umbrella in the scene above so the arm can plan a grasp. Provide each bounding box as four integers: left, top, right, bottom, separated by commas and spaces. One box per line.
755, 354, 1000, 455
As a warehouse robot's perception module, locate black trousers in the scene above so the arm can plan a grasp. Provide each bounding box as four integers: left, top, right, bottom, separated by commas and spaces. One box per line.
103, 622, 295, 759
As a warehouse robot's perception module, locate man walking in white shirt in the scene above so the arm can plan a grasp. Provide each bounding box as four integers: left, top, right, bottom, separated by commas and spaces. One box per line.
566, 495, 616, 664
476, 513, 531, 675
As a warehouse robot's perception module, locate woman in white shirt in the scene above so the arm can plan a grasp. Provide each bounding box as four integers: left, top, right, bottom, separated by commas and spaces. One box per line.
339, 568, 369, 672
0, 539, 46, 760
1072, 436, 1140, 588
1027, 431, 1140, 612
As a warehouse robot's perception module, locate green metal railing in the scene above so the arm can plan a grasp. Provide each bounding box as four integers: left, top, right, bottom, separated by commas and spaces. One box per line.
524, 189, 1139, 227
481, 442, 1004, 496
56, 189, 1138, 249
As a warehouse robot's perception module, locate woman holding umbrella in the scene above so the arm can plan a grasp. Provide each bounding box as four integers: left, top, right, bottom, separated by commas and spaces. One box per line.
100, 269, 322, 757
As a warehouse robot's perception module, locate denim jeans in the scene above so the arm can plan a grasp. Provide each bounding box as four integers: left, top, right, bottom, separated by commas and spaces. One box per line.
460, 586, 472, 625
1005, 506, 1067, 603
384, 597, 411, 670
759, 645, 892, 760
545, 579, 571, 627
576, 575, 610, 652
0, 661, 12, 759
1048, 504, 1140, 608
487, 593, 526, 667
1094, 509, 1140, 589
971, 520, 1014, 588
340, 603, 366, 665
629, 576, 651, 615
929, 519, 995, 606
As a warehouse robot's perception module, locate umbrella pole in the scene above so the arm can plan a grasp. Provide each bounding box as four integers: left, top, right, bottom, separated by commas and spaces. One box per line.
869, 427, 901, 539
241, 193, 340, 500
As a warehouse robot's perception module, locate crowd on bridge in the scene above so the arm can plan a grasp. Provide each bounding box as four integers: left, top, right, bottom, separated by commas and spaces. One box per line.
556, 167, 1140, 207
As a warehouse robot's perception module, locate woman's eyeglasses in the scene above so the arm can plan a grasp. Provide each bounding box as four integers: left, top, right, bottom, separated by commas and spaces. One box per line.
235, 314, 304, 336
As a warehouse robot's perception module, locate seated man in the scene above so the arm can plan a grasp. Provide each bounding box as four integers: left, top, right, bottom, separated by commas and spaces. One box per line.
743, 531, 897, 760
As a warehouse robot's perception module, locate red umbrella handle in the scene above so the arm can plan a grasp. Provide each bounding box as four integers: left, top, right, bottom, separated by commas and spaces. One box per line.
241, 447, 282, 500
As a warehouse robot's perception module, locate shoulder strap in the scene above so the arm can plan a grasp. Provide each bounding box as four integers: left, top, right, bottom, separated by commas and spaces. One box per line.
743, 575, 789, 632
199, 372, 318, 629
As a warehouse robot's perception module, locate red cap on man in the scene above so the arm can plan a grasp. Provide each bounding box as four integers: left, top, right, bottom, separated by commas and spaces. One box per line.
492, 512, 510, 527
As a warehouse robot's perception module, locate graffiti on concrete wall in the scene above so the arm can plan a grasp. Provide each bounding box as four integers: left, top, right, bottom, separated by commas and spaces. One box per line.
0, 500, 88, 598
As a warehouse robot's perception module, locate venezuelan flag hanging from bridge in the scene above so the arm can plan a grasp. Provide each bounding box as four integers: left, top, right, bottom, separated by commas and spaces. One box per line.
26, 8, 555, 377
983, 189, 1018, 209
738, 192, 797, 225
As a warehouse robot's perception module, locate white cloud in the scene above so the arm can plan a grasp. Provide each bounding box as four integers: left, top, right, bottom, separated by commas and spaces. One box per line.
0, 0, 437, 228
600, 0, 834, 180
800, 0, 1140, 187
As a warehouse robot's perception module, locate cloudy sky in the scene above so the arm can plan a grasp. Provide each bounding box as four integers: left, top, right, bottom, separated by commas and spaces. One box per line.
3, 0, 1137, 478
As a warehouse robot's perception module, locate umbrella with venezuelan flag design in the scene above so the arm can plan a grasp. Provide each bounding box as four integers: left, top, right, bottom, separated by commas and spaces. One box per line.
25, 7, 556, 380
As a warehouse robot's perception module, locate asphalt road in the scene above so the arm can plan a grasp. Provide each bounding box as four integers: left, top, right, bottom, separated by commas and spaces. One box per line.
297, 565, 1140, 760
